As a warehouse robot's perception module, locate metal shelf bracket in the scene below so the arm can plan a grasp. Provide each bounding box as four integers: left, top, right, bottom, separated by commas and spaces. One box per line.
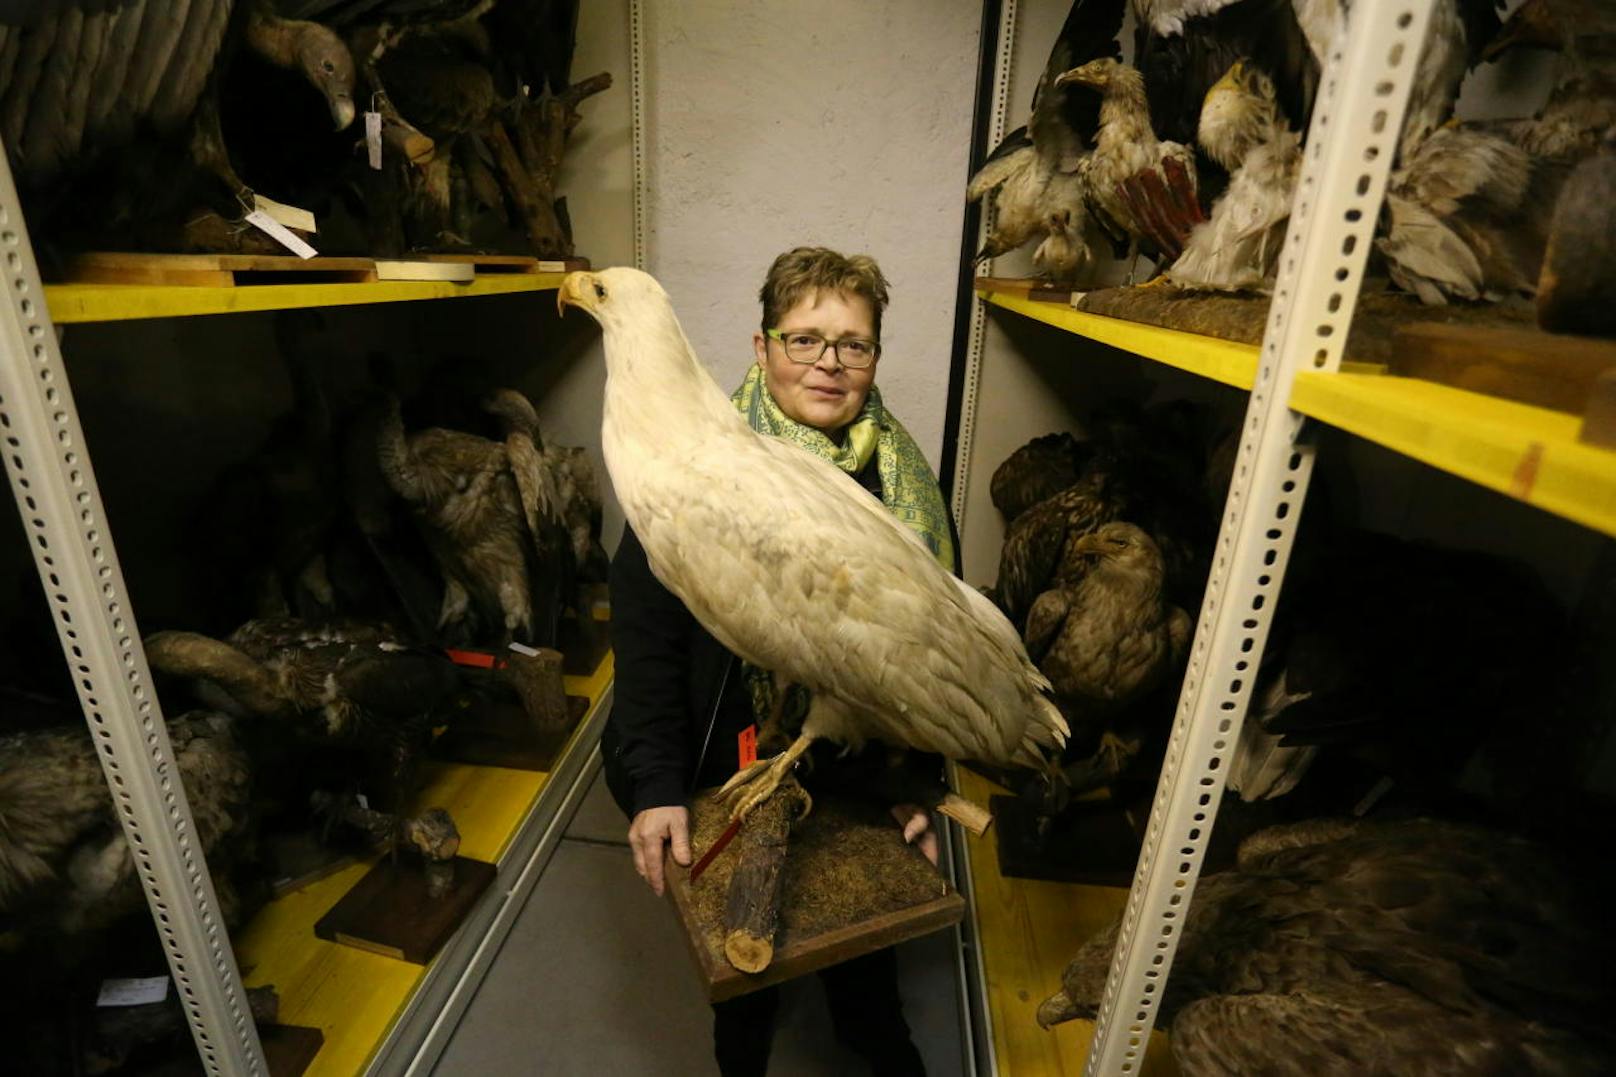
1083, 1, 1434, 1072
0, 152, 265, 1073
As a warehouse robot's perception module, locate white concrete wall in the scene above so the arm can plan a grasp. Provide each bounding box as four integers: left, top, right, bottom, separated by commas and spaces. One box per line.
638, 0, 984, 471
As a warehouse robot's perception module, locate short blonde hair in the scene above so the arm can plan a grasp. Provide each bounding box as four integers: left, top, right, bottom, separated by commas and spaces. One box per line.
759, 247, 892, 339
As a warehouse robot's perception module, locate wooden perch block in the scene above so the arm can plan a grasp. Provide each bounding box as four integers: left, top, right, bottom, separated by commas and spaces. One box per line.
936, 792, 993, 837
722, 778, 811, 973
499, 647, 570, 730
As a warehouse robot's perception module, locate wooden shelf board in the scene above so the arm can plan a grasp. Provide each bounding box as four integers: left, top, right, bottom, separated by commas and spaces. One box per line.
1290, 371, 1616, 539
955, 767, 1176, 1076
978, 288, 1259, 390
234, 650, 612, 1077
44, 272, 567, 324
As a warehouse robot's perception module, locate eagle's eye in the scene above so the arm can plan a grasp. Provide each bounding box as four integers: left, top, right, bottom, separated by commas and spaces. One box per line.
594, 283, 607, 300
322, 60, 336, 73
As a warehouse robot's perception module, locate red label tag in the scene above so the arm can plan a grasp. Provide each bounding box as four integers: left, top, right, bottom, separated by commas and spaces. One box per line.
444, 648, 506, 669
737, 724, 757, 768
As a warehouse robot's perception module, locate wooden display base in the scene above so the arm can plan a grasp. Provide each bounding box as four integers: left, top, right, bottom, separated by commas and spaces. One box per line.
313, 856, 496, 965
433, 693, 589, 770
666, 792, 965, 1002
61, 252, 590, 288
975, 276, 1077, 304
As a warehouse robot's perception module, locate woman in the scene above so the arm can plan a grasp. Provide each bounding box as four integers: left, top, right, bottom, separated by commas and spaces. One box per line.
604, 246, 954, 1076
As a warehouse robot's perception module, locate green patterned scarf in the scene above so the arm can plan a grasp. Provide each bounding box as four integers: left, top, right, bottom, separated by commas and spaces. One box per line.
731, 363, 957, 743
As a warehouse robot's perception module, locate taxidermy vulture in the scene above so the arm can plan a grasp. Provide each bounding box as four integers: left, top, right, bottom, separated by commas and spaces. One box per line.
0, 709, 250, 935
1056, 56, 1203, 264
558, 268, 1068, 820
143, 617, 467, 860
377, 388, 574, 647
966, 0, 1123, 282
0, 1, 354, 224
1038, 818, 1615, 1075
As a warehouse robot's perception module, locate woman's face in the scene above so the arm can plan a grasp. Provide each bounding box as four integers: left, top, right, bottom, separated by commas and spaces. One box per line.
752, 289, 878, 436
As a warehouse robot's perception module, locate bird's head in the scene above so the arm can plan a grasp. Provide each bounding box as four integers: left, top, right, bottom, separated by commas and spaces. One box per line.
245, 9, 356, 128
1199, 60, 1281, 170
1053, 58, 1122, 92
1068, 521, 1160, 570
558, 267, 676, 336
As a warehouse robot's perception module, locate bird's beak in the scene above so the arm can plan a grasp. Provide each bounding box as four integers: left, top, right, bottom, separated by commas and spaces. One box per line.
332, 94, 356, 131
1035, 989, 1081, 1029
1069, 533, 1105, 557
557, 271, 596, 318
1054, 66, 1097, 89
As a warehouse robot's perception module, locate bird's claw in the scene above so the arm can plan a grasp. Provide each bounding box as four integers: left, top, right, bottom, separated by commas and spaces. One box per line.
714, 754, 796, 822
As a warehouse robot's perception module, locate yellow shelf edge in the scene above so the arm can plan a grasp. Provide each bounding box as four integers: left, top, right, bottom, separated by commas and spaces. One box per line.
234, 651, 613, 1077
953, 767, 1176, 1076
45, 272, 567, 324
1290, 371, 1616, 540
978, 288, 1258, 390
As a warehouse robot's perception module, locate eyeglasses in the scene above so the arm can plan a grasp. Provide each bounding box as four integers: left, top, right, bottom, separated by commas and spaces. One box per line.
765, 328, 880, 369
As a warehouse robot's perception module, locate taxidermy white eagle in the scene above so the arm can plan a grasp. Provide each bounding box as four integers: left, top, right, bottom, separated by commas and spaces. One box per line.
558, 268, 1069, 820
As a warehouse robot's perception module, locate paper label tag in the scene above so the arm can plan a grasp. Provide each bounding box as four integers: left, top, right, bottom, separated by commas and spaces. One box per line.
507, 641, 540, 657
355, 793, 370, 811
97, 977, 169, 1007
366, 111, 383, 170
445, 647, 502, 669
252, 194, 317, 234
244, 210, 318, 259
737, 724, 757, 769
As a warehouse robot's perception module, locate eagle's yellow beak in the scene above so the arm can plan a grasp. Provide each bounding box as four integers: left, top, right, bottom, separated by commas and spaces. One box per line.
557, 271, 597, 318
1053, 63, 1101, 90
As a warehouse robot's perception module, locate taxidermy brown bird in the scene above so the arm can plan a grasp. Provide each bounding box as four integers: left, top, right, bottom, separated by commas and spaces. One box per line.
377, 389, 570, 647
1481, 0, 1616, 164
1038, 818, 1615, 1075
994, 476, 1121, 633
0, 1, 354, 223
989, 431, 1092, 525
559, 268, 1069, 821
1056, 57, 1203, 265
1168, 60, 1301, 292
1026, 522, 1191, 794
143, 617, 468, 858
966, 0, 1124, 281
1537, 125, 1616, 336
0, 710, 250, 935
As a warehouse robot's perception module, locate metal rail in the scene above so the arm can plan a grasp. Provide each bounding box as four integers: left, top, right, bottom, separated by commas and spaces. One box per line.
1083, 1, 1434, 1071
0, 154, 265, 1072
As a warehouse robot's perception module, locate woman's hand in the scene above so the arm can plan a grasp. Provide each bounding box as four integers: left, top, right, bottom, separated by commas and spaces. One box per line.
628, 805, 691, 896
891, 802, 939, 866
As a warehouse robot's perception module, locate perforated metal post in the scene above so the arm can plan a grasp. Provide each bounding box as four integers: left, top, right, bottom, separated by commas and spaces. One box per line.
630, 0, 650, 271
949, 0, 1021, 531
1083, 2, 1433, 1072
0, 153, 265, 1074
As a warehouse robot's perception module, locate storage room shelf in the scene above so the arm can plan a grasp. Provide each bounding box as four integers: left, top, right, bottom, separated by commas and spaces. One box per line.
954, 767, 1175, 1076
978, 286, 1616, 541
977, 287, 1259, 390
234, 651, 614, 1077
1291, 371, 1616, 540
44, 272, 567, 324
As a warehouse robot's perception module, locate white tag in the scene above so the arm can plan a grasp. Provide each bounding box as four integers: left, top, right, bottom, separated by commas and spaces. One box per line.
535, 260, 570, 272
245, 210, 318, 259
97, 977, 169, 1007
507, 641, 540, 657
252, 194, 317, 234
356, 792, 370, 811
366, 111, 383, 170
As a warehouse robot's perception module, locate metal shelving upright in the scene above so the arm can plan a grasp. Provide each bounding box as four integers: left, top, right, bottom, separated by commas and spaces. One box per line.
949, 1, 1440, 1073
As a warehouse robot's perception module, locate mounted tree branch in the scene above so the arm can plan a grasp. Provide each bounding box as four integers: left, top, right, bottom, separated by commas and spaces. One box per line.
485, 71, 612, 256
722, 776, 812, 973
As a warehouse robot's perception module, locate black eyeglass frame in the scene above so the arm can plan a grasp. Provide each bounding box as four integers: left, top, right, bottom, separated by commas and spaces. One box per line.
764, 327, 881, 369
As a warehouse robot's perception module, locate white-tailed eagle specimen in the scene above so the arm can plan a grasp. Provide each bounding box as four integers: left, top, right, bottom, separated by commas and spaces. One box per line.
965, 0, 1124, 282
1168, 60, 1301, 291
559, 268, 1068, 820
1038, 818, 1615, 1075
